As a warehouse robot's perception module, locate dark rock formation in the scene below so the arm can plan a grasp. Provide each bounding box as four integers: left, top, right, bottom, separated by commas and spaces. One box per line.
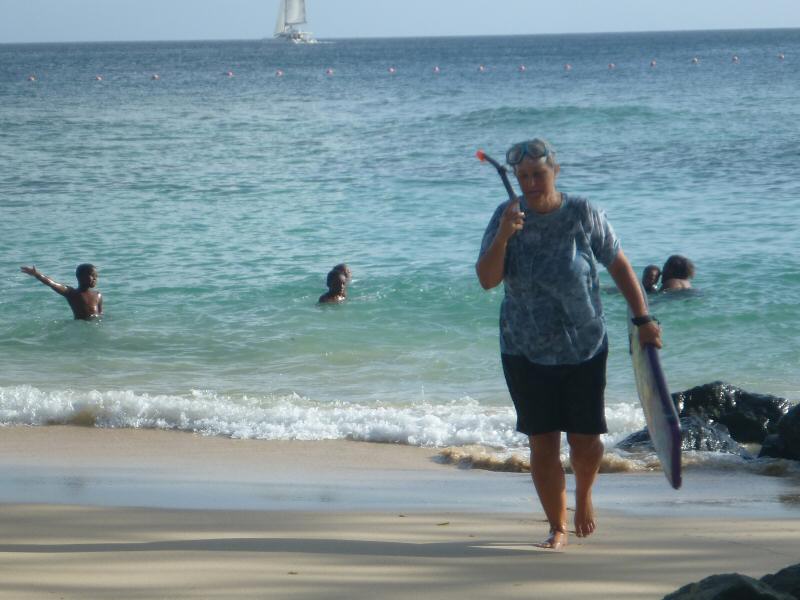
762, 564, 800, 599
758, 405, 800, 461
620, 381, 798, 460
759, 434, 791, 460
673, 381, 789, 443
777, 404, 800, 459
617, 416, 750, 457
663, 573, 795, 600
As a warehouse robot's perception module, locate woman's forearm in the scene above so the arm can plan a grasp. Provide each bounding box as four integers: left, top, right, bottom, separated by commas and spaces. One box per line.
476, 235, 508, 289
608, 250, 663, 348
608, 250, 648, 318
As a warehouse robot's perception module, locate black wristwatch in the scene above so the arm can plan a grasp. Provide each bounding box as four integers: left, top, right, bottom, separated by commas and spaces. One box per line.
631, 315, 658, 327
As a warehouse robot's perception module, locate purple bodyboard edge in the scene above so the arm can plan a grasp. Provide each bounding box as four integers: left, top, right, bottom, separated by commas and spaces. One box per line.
644, 344, 682, 489
628, 299, 682, 490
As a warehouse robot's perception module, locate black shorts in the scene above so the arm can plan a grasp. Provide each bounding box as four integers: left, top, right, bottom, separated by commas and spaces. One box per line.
501, 345, 609, 436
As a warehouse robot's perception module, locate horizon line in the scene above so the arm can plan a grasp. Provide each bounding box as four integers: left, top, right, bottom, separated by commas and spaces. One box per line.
1, 26, 798, 46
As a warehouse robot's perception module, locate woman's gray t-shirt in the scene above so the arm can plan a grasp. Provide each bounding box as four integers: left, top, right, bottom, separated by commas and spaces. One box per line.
478, 193, 620, 365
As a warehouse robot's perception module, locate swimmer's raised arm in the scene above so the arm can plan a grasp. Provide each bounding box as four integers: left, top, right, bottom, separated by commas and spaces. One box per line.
20, 265, 69, 296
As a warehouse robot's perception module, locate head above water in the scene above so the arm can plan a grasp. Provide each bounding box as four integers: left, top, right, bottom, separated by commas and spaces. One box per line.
75, 263, 98, 288
326, 269, 347, 294
642, 265, 661, 290
332, 263, 352, 284
661, 255, 695, 282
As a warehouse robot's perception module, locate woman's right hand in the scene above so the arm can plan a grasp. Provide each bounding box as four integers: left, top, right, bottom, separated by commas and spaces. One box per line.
476, 199, 525, 290
497, 199, 525, 242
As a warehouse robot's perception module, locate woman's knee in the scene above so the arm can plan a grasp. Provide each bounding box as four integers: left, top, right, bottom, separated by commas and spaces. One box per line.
529, 432, 562, 459
566, 433, 603, 455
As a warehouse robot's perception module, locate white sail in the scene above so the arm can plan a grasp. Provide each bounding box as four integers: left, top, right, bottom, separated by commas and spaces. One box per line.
284, 0, 307, 26
274, 0, 286, 34
273, 0, 316, 43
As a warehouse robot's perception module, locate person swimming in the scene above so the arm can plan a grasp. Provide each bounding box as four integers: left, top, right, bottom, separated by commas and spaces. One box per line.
332, 263, 352, 285
641, 265, 661, 294
660, 255, 695, 291
20, 263, 103, 319
318, 266, 349, 304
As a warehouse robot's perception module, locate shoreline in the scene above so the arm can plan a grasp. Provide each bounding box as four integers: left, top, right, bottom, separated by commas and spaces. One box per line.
0, 426, 799, 598
1, 425, 799, 515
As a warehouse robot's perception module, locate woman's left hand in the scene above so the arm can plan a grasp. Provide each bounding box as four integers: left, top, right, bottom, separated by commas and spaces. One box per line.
638, 320, 662, 349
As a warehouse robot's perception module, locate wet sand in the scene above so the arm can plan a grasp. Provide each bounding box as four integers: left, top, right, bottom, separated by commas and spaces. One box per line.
0, 426, 798, 599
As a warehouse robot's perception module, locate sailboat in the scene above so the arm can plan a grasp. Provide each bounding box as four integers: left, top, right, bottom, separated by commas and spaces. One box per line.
274, 0, 318, 44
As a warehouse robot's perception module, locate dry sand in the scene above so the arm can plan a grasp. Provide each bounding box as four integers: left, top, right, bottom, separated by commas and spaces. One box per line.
0, 426, 798, 599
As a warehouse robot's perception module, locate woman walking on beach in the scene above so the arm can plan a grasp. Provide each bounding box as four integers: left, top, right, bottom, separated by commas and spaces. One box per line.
476, 139, 661, 550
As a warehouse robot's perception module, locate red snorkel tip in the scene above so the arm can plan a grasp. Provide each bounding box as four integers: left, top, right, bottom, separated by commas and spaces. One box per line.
476, 149, 486, 162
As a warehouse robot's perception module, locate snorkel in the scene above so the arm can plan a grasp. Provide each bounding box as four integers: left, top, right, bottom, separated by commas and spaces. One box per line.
475, 150, 526, 211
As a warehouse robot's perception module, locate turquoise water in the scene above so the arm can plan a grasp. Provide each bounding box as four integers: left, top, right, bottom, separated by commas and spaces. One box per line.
1, 31, 799, 449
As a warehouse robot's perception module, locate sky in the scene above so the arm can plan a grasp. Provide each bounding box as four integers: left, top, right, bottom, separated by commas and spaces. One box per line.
1, 0, 799, 43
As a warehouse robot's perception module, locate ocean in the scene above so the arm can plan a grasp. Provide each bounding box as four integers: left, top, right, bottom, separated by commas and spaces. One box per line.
1, 30, 799, 470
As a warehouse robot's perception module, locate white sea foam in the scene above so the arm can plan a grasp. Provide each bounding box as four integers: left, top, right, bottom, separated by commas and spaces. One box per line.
0, 385, 524, 447
0, 385, 651, 450
2, 385, 796, 477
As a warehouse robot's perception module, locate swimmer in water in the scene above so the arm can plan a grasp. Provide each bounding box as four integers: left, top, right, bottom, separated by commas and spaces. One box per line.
20, 263, 103, 320
332, 263, 352, 284
641, 265, 661, 294
318, 267, 348, 304
660, 255, 695, 291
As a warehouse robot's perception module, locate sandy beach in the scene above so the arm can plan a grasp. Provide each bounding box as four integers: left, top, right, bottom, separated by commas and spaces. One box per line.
0, 426, 798, 599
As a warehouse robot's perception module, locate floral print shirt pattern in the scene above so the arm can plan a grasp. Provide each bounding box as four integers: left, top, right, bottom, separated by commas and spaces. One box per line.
479, 193, 620, 365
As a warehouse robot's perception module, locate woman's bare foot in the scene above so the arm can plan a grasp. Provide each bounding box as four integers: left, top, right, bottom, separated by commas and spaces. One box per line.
535, 527, 568, 551
574, 493, 596, 538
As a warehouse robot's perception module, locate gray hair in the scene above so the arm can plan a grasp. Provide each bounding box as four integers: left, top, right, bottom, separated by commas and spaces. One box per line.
509, 138, 558, 171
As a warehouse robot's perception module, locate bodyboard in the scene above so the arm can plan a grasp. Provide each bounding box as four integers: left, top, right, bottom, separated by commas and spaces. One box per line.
627, 304, 682, 489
